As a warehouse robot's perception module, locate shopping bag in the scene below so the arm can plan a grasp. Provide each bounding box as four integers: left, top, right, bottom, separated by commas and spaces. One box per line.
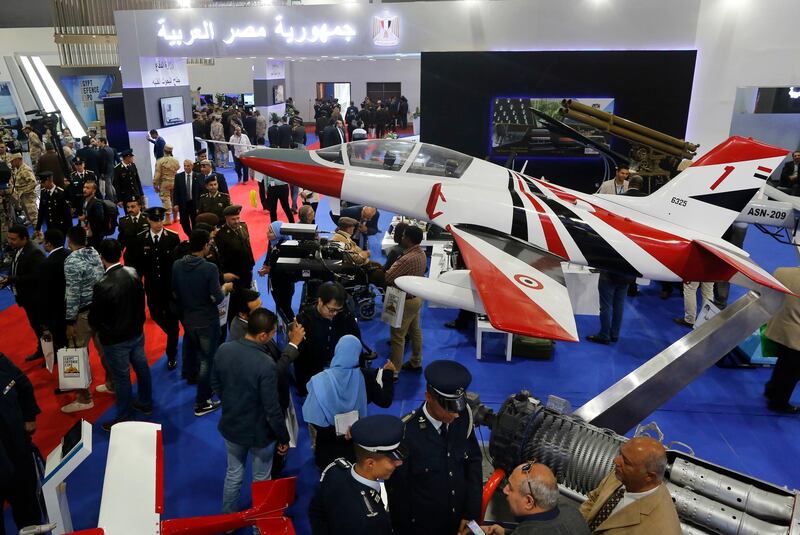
218, 293, 230, 326
694, 299, 720, 329
381, 286, 406, 329
40, 336, 55, 373
57, 347, 92, 390
285, 392, 300, 448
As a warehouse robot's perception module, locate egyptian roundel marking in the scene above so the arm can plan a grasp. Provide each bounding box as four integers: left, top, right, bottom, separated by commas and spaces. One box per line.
514, 274, 543, 290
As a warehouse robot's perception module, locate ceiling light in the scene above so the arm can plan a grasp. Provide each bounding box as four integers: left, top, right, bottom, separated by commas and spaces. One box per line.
19, 56, 55, 113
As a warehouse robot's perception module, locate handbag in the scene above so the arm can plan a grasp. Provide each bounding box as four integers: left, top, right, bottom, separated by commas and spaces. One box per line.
57, 346, 92, 390
381, 286, 406, 329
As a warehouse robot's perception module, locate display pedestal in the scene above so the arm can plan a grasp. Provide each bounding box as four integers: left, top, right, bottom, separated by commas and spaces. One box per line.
476, 315, 512, 362
41, 419, 93, 535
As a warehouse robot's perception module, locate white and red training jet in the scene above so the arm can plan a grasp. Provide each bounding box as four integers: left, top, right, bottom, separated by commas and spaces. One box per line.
241, 136, 793, 342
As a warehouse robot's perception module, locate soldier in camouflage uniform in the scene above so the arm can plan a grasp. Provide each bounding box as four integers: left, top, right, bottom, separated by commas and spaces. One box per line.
0, 142, 12, 255
10, 152, 38, 228
153, 144, 180, 224
23, 125, 43, 170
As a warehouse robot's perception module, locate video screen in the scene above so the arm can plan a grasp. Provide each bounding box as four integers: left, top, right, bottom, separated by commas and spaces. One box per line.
490, 97, 614, 157
160, 96, 185, 127
243, 93, 254, 106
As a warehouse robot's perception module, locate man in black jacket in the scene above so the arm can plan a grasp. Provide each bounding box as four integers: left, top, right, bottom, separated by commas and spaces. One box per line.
0, 353, 43, 533
1, 225, 45, 362
78, 179, 105, 249
293, 281, 361, 396
131, 207, 181, 369
39, 229, 70, 352
321, 119, 346, 148
243, 110, 258, 143
778, 150, 800, 195
113, 150, 144, 207
211, 308, 291, 515
215, 204, 255, 290
75, 136, 100, 176
267, 117, 281, 148
278, 116, 293, 149
97, 137, 117, 202
89, 239, 151, 432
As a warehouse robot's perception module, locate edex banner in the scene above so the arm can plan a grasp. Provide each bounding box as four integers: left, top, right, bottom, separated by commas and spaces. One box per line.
60, 74, 115, 126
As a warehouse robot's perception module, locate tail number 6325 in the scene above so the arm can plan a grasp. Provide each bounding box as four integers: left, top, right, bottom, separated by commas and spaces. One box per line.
671, 197, 687, 207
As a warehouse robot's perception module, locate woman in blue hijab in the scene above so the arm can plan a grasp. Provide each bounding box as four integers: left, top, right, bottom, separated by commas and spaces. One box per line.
302, 334, 396, 469
257, 221, 296, 321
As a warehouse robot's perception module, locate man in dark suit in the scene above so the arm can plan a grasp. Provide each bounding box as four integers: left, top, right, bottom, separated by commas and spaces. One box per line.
215, 204, 255, 290
78, 179, 105, 249
778, 150, 800, 196
131, 207, 181, 369
1, 225, 45, 361
36, 143, 67, 188
624, 174, 646, 197
267, 117, 281, 148
117, 196, 149, 266
173, 159, 203, 237
278, 116, 293, 148
39, 229, 70, 352
243, 110, 258, 143
75, 136, 101, 176
113, 149, 144, 207
97, 137, 117, 202
35, 171, 72, 238
322, 119, 346, 148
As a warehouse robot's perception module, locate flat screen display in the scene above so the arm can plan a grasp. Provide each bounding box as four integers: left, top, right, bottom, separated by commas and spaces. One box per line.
243, 93, 254, 106
160, 96, 185, 127
273, 84, 285, 105
490, 97, 614, 157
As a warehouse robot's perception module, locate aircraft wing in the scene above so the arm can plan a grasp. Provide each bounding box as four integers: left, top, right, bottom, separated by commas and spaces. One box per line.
449, 225, 579, 341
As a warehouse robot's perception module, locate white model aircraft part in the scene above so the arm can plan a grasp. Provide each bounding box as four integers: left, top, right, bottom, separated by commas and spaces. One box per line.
736, 199, 795, 228
395, 270, 486, 313
449, 226, 579, 341
98, 422, 161, 535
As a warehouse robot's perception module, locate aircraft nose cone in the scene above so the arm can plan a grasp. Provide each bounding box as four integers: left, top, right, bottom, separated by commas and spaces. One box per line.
240, 148, 344, 197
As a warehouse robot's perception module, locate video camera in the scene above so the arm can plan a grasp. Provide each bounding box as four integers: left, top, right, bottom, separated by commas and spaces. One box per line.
268, 223, 379, 320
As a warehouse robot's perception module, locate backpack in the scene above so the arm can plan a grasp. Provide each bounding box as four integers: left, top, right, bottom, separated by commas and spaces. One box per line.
101, 199, 119, 235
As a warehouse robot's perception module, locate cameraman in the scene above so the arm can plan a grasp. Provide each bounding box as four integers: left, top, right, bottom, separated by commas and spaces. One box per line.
294, 281, 362, 397
258, 221, 296, 321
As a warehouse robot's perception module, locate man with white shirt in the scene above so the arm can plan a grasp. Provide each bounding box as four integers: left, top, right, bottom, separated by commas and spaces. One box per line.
386, 360, 482, 535
229, 125, 251, 183
597, 165, 630, 195
580, 437, 680, 534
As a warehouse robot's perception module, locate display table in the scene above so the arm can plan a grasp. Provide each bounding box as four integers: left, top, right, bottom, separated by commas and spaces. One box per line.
475, 315, 513, 362
381, 216, 452, 253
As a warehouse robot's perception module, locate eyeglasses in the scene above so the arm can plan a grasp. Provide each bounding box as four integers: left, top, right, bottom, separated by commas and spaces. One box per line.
520, 460, 538, 498
322, 303, 344, 314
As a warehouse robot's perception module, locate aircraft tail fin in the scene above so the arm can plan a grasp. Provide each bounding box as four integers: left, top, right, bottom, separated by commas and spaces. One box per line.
630, 136, 788, 237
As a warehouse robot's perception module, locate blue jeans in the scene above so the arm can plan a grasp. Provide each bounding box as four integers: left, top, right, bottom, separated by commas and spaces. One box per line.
598, 274, 631, 341
184, 324, 219, 406
222, 439, 275, 514
104, 332, 152, 421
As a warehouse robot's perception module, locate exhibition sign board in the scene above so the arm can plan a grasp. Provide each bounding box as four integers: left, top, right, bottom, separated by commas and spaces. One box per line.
59, 74, 114, 126
139, 57, 189, 89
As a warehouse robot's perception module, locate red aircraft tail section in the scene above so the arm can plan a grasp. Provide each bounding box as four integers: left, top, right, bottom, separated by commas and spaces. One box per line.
693, 240, 794, 295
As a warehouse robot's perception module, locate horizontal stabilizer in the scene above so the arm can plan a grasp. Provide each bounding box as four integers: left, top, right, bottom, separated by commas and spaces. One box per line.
693, 240, 793, 295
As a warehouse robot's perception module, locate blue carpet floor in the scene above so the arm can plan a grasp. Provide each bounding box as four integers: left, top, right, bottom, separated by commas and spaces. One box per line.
5, 164, 800, 534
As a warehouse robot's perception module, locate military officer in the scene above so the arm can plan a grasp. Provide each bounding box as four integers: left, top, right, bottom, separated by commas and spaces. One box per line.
196, 173, 231, 221
215, 204, 255, 290
113, 149, 145, 208
66, 157, 97, 213
34, 171, 71, 237
131, 207, 181, 369
23, 124, 43, 169
198, 158, 228, 195
153, 144, 180, 224
192, 148, 216, 175
9, 152, 38, 228
117, 196, 150, 266
309, 414, 407, 535
386, 360, 482, 535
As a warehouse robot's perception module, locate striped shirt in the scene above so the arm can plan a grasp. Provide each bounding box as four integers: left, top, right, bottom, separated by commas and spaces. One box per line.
385, 245, 427, 296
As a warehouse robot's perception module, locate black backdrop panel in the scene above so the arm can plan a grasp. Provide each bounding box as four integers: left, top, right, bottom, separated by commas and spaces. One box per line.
420, 51, 696, 191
